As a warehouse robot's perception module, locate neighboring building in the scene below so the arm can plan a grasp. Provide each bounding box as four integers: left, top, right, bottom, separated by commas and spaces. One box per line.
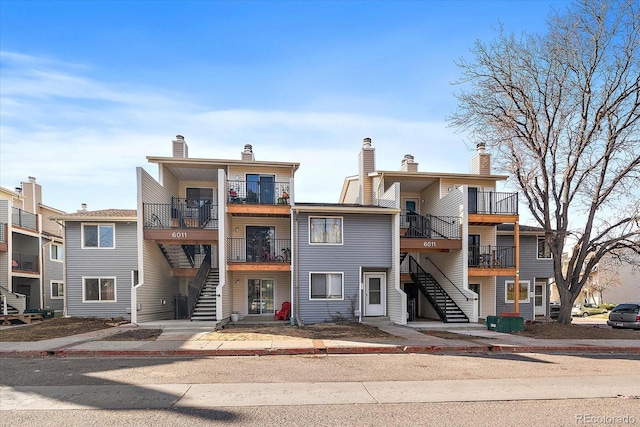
0, 177, 65, 315
496, 224, 555, 320
50, 206, 137, 319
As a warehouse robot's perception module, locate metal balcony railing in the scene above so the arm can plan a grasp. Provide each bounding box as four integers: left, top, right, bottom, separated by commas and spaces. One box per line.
227, 180, 290, 206
12, 252, 39, 273
143, 200, 218, 229
468, 245, 515, 268
227, 238, 291, 263
468, 191, 518, 215
12, 207, 38, 231
400, 211, 461, 239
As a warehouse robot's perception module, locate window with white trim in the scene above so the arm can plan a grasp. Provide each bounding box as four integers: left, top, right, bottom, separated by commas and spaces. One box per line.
310, 272, 343, 300
309, 217, 343, 244
83, 277, 116, 302
505, 280, 530, 303
82, 224, 114, 248
537, 237, 552, 259
50, 244, 64, 261
51, 281, 64, 299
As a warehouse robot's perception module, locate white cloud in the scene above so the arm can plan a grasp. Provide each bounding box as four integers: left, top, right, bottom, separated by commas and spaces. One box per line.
1, 51, 473, 213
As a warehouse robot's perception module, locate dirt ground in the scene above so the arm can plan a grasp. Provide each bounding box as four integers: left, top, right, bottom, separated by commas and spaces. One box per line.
1, 317, 638, 342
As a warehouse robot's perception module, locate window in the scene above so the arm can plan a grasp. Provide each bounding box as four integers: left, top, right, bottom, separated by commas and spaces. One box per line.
186, 187, 213, 207
310, 217, 343, 244
83, 277, 116, 302
537, 237, 552, 259
506, 280, 530, 303
51, 281, 64, 298
83, 224, 114, 248
310, 273, 343, 300
50, 244, 63, 261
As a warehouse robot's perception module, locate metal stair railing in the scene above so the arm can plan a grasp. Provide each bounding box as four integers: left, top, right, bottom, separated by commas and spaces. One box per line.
187, 246, 211, 318
407, 255, 469, 323
424, 257, 470, 301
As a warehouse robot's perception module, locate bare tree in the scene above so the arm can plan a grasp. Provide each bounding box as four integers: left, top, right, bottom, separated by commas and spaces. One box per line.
450, 0, 640, 323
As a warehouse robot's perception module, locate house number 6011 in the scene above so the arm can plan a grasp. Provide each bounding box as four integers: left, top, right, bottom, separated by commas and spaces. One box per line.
423, 241, 436, 248
172, 232, 187, 238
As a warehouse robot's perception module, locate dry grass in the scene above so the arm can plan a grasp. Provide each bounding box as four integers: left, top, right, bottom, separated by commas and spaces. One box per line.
202, 323, 393, 341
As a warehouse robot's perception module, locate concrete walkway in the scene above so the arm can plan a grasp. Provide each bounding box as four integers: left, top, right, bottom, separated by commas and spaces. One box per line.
3, 375, 640, 410
1, 320, 639, 358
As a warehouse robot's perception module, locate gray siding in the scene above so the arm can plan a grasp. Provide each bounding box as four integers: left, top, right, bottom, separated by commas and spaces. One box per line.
496, 234, 554, 320
0, 200, 8, 289
296, 213, 393, 324
65, 221, 137, 319
43, 238, 64, 312
137, 167, 179, 321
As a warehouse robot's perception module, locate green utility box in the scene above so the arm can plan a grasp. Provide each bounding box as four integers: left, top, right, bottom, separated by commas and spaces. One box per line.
486, 315, 499, 331
486, 315, 524, 333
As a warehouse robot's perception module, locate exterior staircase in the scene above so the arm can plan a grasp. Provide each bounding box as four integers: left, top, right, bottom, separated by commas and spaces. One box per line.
159, 244, 194, 268
406, 255, 469, 323
191, 269, 219, 321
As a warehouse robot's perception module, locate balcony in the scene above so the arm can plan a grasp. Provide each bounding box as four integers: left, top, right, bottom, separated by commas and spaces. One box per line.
143, 200, 219, 243
227, 238, 291, 271
400, 211, 462, 252
468, 245, 516, 276
12, 252, 39, 273
12, 207, 38, 231
468, 191, 518, 225
227, 180, 290, 205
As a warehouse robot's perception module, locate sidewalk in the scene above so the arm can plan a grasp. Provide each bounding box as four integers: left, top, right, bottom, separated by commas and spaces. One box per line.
1, 320, 639, 357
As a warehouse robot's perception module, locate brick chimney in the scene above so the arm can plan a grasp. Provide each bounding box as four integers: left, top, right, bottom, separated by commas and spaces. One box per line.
471, 142, 491, 175
172, 135, 188, 158
241, 144, 255, 161
359, 138, 375, 205
400, 154, 418, 172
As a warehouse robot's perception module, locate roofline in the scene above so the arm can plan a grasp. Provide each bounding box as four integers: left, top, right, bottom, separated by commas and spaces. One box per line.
370, 170, 509, 181
146, 156, 301, 172
292, 205, 399, 214
49, 215, 138, 222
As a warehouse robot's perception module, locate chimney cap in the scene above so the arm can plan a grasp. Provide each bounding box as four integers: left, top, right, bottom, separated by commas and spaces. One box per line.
362, 137, 372, 148
175, 135, 184, 140
243, 144, 253, 152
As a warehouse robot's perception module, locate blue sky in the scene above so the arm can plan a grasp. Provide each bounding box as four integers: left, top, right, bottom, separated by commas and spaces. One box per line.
1, 0, 568, 220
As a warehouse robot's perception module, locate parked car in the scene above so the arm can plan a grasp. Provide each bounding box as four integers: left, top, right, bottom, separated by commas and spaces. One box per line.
571, 303, 608, 317
607, 303, 640, 330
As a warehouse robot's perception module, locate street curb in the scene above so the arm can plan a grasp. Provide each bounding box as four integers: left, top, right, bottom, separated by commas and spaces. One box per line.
2, 344, 640, 358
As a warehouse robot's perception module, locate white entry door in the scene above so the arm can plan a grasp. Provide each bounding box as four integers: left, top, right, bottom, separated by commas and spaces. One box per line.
534, 280, 546, 316
364, 273, 386, 316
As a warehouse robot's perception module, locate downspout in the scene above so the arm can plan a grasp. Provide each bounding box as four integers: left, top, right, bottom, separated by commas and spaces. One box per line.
293, 208, 303, 326
358, 266, 362, 323
42, 240, 53, 310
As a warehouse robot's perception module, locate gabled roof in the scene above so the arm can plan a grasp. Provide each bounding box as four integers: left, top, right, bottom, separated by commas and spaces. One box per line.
50, 209, 137, 222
